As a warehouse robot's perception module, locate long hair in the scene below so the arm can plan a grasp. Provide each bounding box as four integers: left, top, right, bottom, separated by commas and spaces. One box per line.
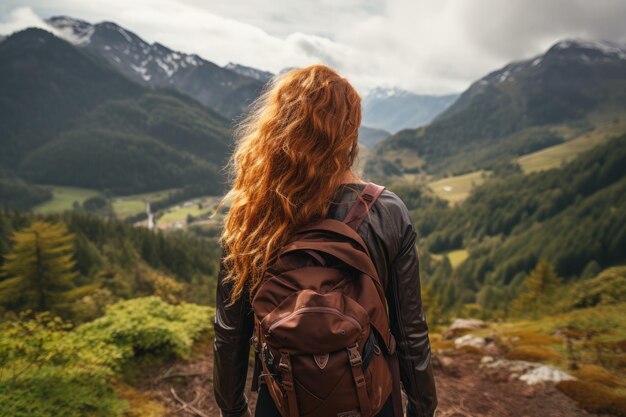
215, 64, 362, 303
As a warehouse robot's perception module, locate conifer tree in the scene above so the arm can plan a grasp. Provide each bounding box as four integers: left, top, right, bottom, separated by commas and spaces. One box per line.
0, 220, 80, 313
511, 260, 562, 318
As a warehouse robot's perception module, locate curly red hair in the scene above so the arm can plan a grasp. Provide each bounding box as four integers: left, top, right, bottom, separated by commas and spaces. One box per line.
215, 64, 362, 302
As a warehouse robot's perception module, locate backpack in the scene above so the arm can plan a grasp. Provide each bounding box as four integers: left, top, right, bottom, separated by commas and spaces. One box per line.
250, 182, 403, 417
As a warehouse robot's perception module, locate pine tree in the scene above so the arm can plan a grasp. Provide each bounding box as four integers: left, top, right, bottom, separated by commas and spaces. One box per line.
511, 260, 562, 318
421, 283, 443, 324
0, 220, 80, 313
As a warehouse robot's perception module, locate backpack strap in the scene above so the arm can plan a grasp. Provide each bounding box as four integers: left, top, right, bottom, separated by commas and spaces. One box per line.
347, 343, 373, 417
343, 182, 385, 231
278, 350, 300, 417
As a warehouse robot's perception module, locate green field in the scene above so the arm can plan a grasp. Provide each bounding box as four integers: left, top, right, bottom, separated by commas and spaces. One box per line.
428, 171, 488, 204
112, 200, 146, 219
430, 249, 469, 269
112, 188, 182, 219
32, 186, 101, 213
518, 120, 626, 174
157, 197, 217, 225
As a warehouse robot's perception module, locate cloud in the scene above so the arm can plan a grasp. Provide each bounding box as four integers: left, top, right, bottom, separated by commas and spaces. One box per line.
1, 1, 625, 95
0, 7, 53, 35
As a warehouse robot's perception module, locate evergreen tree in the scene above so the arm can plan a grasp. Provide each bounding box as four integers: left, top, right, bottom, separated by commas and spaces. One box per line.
511, 260, 562, 318
0, 220, 80, 313
421, 284, 443, 324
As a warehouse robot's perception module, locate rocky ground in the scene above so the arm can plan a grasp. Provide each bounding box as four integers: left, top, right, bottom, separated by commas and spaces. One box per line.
131, 330, 604, 417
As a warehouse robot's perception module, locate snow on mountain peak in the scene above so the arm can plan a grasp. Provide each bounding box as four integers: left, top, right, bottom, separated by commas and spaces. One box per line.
224, 62, 274, 82
46, 16, 207, 80
47, 16, 94, 46
550, 38, 626, 60
367, 87, 411, 100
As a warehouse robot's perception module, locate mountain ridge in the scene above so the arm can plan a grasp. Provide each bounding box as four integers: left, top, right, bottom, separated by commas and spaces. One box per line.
0, 27, 232, 196
370, 38, 626, 177
46, 15, 266, 120
362, 87, 459, 133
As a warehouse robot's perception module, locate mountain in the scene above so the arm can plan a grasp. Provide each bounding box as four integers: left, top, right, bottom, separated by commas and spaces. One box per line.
0, 28, 232, 196
371, 39, 626, 176
362, 87, 458, 133
225, 62, 274, 84
47, 16, 266, 120
358, 126, 390, 148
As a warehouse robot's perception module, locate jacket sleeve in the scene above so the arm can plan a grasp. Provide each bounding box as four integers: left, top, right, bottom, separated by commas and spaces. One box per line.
385, 201, 438, 417
213, 247, 255, 417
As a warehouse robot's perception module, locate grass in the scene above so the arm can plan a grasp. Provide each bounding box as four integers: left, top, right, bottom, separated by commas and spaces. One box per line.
428, 171, 488, 204
32, 185, 101, 213
518, 118, 626, 174
430, 249, 469, 269
119, 188, 182, 202
112, 200, 146, 219
476, 304, 626, 414
505, 346, 562, 362
447, 249, 469, 268
157, 198, 216, 225
385, 149, 425, 171
116, 383, 167, 417
112, 188, 182, 219
557, 380, 626, 416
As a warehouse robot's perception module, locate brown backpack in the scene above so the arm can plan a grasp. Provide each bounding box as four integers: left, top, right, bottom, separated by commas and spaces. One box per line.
250, 182, 403, 417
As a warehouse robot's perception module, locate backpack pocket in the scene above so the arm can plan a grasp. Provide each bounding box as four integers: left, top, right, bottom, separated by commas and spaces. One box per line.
260, 289, 370, 354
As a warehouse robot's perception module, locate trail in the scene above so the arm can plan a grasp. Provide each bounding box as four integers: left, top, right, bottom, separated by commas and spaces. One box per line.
133, 344, 603, 417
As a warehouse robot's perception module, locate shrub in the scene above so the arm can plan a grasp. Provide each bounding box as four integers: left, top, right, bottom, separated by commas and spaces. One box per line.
77, 296, 215, 360
505, 346, 561, 362
569, 267, 626, 309
0, 312, 126, 417
557, 380, 626, 416
571, 364, 625, 389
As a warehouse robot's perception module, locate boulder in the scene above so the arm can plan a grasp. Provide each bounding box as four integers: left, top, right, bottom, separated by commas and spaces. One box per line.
519, 365, 577, 385
443, 318, 488, 339
454, 334, 486, 349
449, 318, 487, 330
480, 358, 576, 385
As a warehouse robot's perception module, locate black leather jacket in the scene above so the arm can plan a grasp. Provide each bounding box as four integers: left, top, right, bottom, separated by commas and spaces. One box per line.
213, 183, 438, 417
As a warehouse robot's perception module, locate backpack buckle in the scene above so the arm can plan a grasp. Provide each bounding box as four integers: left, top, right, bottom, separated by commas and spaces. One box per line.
278, 351, 291, 372
347, 343, 362, 367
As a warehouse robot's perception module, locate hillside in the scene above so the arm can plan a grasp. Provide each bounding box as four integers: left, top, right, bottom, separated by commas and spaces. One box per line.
0, 209, 221, 313
0, 28, 232, 199
369, 39, 626, 177
47, 16, 267, 120
358, 125, 390, 148
394, 133, 626, 312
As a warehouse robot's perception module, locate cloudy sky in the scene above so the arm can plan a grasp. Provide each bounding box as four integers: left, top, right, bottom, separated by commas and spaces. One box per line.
1, 0, 625, 94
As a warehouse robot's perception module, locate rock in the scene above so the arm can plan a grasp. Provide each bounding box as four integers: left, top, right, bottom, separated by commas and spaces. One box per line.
454, 335, 486, 349
480, 358, 576, 386
519, 365, 576, 385
443, 319, 488, 339
480, 355, 494, 364
449, 318, 487, 331
480, 359, 538, 374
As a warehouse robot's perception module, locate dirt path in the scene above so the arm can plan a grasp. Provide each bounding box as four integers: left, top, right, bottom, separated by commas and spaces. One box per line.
134, 344, 602, 417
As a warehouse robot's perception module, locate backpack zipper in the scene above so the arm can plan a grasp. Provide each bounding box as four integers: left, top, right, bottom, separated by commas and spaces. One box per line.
267, 306, 362, 335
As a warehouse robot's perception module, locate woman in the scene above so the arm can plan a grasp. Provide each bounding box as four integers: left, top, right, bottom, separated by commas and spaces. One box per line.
213, 64, 437, 417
